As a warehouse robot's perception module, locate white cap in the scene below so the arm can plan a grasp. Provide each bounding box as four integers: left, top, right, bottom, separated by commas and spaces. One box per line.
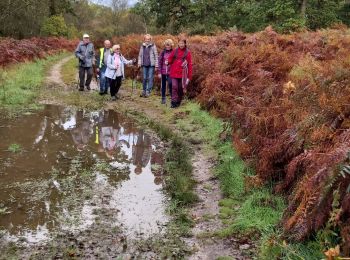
83, 33, 90, 38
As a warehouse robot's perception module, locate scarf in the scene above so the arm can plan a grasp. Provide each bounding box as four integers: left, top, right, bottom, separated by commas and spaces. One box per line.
114, 54, 121, 68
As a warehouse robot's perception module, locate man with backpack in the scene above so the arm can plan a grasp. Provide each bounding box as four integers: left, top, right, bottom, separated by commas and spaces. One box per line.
96, 40, 112, 95
167, 36, 193, 108
137, 34, 158, 97
75, 34, 95, 91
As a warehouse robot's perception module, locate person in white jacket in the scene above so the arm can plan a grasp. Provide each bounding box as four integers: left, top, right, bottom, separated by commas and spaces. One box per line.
105, 44, 135, 101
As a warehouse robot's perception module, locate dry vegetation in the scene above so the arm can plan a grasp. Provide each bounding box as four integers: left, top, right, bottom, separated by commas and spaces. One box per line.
0, 37, 78, 67
112, 27, 350, 254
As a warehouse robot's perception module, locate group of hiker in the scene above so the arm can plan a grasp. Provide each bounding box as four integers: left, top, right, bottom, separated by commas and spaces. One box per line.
75, 33, 193, 108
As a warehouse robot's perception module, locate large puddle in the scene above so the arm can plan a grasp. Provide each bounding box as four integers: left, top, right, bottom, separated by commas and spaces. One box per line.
0, 105, 168, 244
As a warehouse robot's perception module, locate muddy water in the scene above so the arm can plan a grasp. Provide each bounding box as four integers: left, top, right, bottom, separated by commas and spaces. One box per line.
0, 105, 167, 244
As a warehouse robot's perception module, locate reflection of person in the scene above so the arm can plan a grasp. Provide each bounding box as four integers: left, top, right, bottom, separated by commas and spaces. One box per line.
75, 34, 95, 91
70, 111, 92, 151
132, 130, 152, 174
100, 127, 118, 151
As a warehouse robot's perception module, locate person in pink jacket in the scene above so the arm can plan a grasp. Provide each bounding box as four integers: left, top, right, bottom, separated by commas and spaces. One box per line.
158, 39, 174, 104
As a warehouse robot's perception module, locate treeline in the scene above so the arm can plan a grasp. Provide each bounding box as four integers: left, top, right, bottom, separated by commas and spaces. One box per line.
2, 0, 350, 39
133, 0, 350, 34
0, 0, 146, 39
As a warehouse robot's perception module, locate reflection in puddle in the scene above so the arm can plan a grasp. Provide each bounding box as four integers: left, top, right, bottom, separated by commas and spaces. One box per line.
0, 105, 167, 244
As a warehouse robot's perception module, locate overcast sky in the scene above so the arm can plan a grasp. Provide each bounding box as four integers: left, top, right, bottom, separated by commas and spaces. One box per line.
91, 0, 138, 7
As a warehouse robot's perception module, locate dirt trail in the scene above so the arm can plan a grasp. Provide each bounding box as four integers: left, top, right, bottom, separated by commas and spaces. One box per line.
46, 55, 98, 90
46, 56, 73, 86
114, 91, 249, 259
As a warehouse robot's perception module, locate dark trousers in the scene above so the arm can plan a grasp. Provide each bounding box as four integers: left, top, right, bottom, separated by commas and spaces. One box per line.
79, 66, 93, 89
171, 78, 183, 106
109, 76, 122, 97
161, 74, 172, 98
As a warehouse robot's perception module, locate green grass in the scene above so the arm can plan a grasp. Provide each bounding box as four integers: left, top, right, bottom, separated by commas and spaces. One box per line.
7, 143, 22, 153
259, 231, 324, 260
175, 102, 326, 259
0, 52, 70, 113
61, 56, 78, 85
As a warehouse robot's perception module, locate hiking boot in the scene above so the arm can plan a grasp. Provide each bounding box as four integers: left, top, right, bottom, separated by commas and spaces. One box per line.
145, 91, 150, 98
86, 86, 91, 91
111, 96, 116, 101
79, 87, 84, 91
161, 97, 166, 104
140, 92, 145, 97
99, 92, 104, 95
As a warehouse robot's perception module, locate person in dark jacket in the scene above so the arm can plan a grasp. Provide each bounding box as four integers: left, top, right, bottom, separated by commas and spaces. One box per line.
75, 34, 96, 91
137, 34, 158, 97
158, 39, 174, 104
96, 40, 111, 95
167, 36, 193, 108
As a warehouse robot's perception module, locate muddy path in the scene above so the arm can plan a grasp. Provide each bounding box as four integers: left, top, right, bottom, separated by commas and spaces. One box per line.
49, 56, 253, 259
1, 57, 253, 259
115, 91, 250, 260
46, 56, 74, 87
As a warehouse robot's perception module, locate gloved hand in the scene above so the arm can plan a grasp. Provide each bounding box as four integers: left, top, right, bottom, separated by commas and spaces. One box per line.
186, 78, 190, 86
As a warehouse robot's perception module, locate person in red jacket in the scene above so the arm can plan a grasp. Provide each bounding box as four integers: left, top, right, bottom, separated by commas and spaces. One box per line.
167, 36, 193, 108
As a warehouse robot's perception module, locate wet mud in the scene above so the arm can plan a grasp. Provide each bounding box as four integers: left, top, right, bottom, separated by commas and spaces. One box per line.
0, 105, 168, 258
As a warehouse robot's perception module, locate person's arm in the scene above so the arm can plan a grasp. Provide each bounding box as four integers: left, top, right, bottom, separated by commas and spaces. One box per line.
96, 48, 101, 69
92, 44, 96, 66
138, 46, 142, 67
158, 50, 163, 71
121, 55, 133, 65
167, 49, 175, 64
75, 43, 84, 60
153, 45, 159, 69
187, 51, 193, 80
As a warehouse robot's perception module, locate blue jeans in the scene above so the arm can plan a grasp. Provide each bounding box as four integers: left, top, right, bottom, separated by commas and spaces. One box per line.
161, 74, 172, 99
142, 66, 155, 94
99, 67, 109, 93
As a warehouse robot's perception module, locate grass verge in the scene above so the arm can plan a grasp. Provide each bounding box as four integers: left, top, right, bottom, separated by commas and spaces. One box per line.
173, 102, 324, 259
61, 56, 78, 86
0, 52, 70, 116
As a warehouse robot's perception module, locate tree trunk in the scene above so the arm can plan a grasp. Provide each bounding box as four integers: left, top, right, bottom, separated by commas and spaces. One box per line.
300, 0, 307, 18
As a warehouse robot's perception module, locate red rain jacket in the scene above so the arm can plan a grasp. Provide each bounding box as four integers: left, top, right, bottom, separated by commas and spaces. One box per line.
168, 48, 193, 80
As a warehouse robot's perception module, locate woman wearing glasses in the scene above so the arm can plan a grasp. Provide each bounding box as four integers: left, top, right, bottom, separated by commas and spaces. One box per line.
105, 44, 135, 101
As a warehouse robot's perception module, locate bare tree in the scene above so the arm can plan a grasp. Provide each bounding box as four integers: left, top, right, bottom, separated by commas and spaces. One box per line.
110, 0, 128, 35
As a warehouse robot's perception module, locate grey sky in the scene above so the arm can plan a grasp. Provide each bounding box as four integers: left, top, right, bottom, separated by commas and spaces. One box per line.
90, 0, 138, 7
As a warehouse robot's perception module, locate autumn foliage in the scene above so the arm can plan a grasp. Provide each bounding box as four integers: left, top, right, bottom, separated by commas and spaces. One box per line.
112, 28, 350, 253
0, 37, 78, 67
